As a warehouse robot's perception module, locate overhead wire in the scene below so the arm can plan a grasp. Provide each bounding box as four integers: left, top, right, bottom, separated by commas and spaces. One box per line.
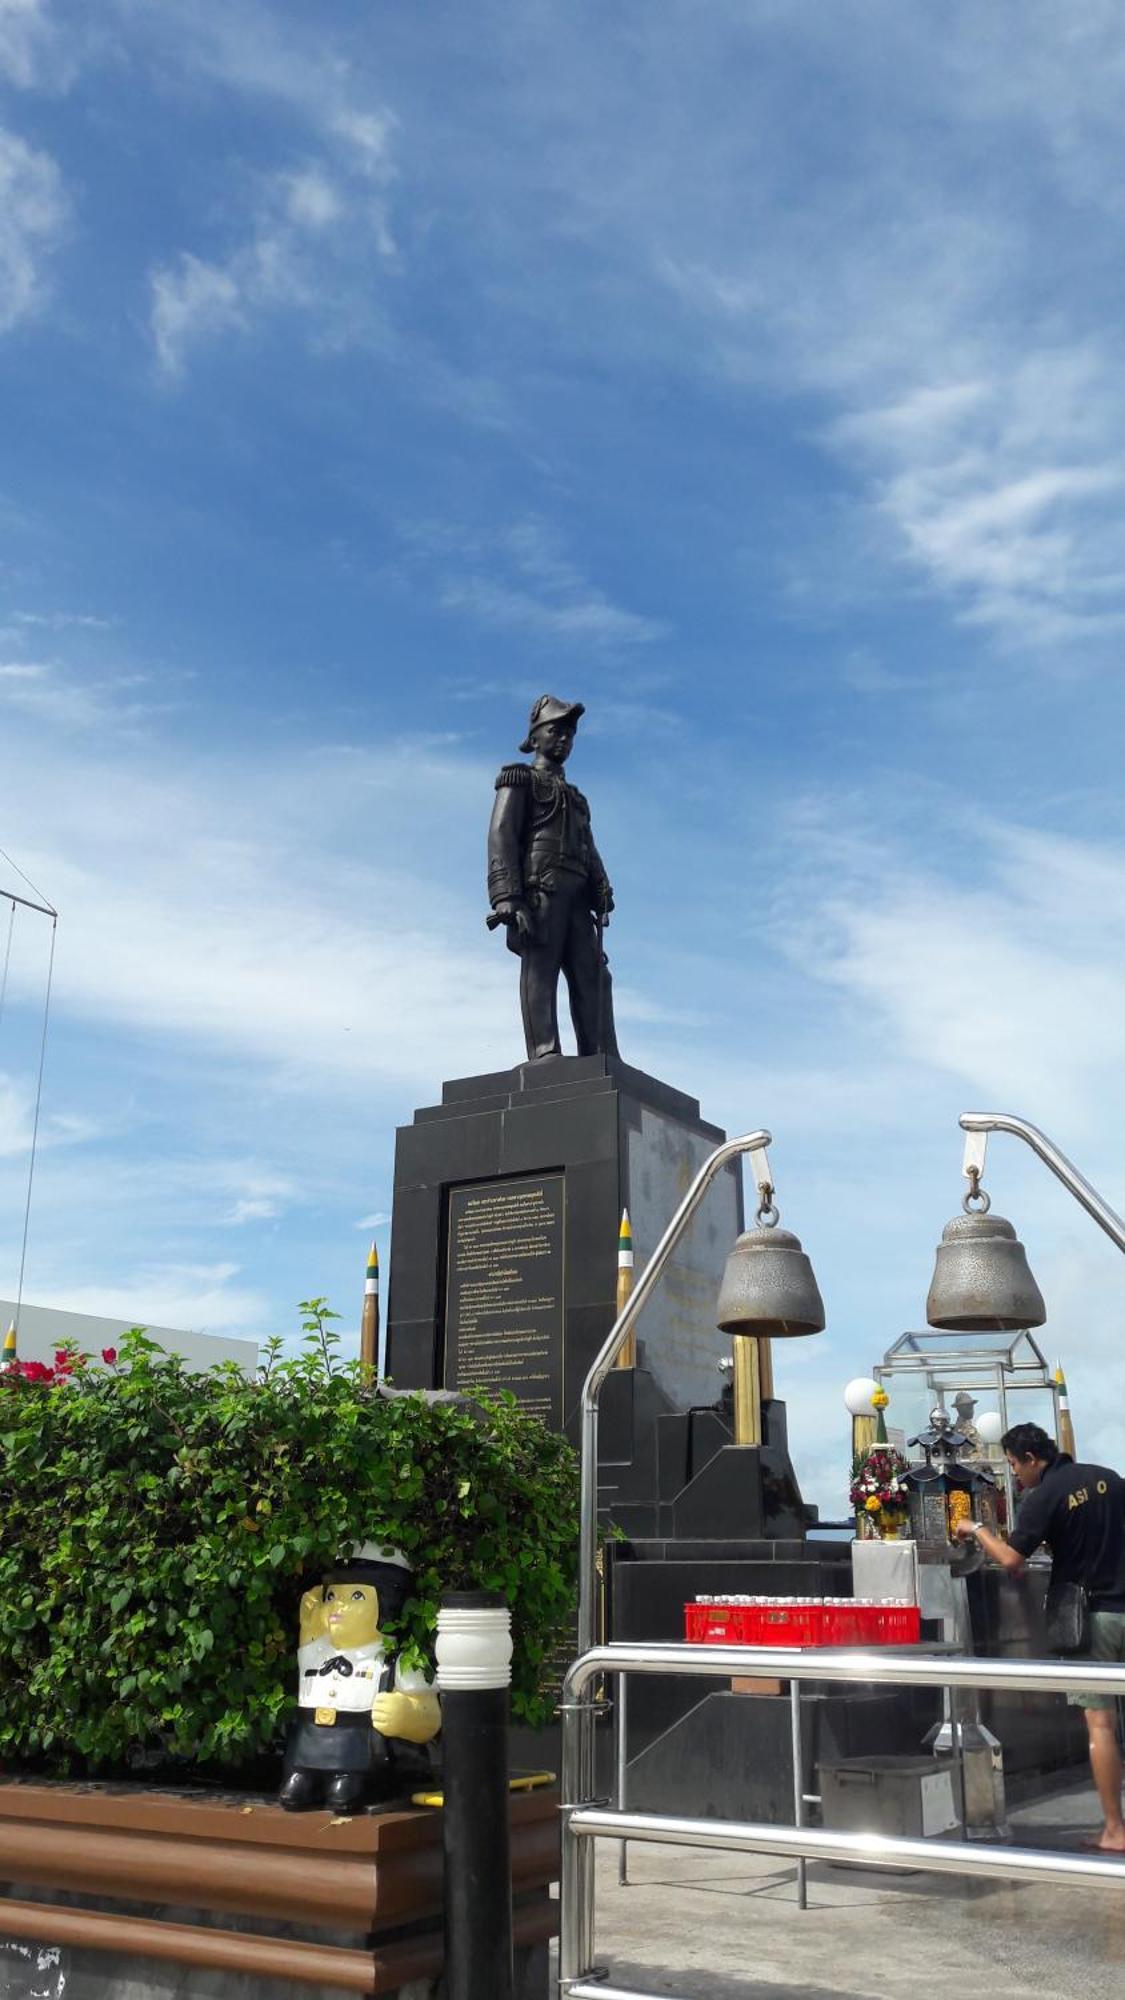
13, 914, 57, 1337
0, 845, 56, 918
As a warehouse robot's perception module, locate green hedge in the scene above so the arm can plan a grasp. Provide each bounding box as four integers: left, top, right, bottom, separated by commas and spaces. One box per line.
0, 1307, 579, 1778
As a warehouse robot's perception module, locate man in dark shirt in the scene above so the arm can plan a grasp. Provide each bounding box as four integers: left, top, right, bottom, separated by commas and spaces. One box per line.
954, 1421, 1125, 1852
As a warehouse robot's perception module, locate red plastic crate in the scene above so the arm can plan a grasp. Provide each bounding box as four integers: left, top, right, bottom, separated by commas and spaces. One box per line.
742, 1602, 821, 1647
879, 1603, 921, 1643
684, 1598, 920, 1648
819, 1603, 860, 1645
684, 1602, 753, 1643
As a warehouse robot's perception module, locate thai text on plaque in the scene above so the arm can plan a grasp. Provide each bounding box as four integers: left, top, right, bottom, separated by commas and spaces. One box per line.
444, 1174, 565, 1427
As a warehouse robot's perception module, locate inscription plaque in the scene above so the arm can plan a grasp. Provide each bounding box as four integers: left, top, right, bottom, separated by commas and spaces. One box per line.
444, 1173, 565, 1426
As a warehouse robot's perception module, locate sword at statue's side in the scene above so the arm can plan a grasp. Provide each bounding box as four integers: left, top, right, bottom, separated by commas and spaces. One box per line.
595, 907, 607, 1056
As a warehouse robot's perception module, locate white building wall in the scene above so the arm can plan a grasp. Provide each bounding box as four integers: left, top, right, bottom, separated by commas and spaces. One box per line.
0, 1298, 257, 1374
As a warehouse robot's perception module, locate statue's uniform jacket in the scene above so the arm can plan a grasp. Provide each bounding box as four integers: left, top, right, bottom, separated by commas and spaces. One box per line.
487, 763, 613, 915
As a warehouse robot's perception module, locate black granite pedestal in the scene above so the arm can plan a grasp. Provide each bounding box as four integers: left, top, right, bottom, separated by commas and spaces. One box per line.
389, 1051, 837, 1792
386, 1053, 815, 1542
386, 1054, 742, 1435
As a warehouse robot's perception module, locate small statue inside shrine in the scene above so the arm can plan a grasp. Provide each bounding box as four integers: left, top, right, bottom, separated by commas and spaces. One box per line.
951, 1388, 983, 1454
279, 1543, 441, 1814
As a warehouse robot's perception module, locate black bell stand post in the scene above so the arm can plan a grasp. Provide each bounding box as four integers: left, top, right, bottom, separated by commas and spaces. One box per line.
435, 1591, 514, 2000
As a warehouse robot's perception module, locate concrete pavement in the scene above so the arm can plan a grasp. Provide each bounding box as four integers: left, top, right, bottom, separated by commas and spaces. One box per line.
554, 1780, 1125, 1999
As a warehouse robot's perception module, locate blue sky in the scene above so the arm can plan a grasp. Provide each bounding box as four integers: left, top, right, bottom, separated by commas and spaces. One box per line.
3, 0, 1125, 1508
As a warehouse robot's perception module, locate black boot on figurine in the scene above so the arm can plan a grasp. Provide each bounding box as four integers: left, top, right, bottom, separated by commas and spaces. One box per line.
325, 1771, 368, 1816
278, 1769, 320, 1813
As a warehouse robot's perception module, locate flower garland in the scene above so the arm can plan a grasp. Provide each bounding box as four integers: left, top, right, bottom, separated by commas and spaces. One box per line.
850, 1443, 910, 1516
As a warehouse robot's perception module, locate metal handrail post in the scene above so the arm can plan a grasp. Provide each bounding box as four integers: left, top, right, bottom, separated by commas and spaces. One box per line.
959, 1112, 1125, 1255
789, 1679, 806, 1909
559, 1691, 592, 1988
616, 1675, 629, 1887
570, 1130, 772, 1970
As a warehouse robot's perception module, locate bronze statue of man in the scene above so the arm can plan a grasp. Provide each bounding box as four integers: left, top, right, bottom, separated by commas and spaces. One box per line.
487, 695, 619, 1062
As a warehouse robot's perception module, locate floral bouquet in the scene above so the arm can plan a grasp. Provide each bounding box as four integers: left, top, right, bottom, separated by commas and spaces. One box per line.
850, 1444, 911, 1535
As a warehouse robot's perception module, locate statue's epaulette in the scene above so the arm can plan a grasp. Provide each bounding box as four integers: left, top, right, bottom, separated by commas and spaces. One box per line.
495, 763, 532, 790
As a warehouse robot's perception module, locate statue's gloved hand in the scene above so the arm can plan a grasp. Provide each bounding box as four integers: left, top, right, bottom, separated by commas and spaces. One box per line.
372, 1689, 442, 1743
595, 887, 614, 921
495, 898, 534, 941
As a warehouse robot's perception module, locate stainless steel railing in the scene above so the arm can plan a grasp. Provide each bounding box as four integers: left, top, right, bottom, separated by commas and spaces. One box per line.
559, 1641, 1125, 2000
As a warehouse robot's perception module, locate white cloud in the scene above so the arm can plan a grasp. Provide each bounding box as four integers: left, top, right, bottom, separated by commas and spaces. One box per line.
111, 0, 394, 167
12, 611, 114, 631
0, 126, 66, 334
285, 167, 342, 230
219, 1169, 297, 1226
0, 714, 516, 1097
832, 357, 1125, 647
137, 3, 398, 375
0, 1076, 37, 1159
149, 150, 395, 374
0, 1076, 98, 1158
0, 0, 51, 87
44, 1262, 268, 1335
449, 1, 1125, 658
150, 254, 244, 377
774, 804, 1125, 1150
403, 516, 665, 651
0, 658, 157, 730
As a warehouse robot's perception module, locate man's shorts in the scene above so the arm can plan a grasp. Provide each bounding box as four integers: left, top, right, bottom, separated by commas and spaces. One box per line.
1068, 1608, 1125, 1710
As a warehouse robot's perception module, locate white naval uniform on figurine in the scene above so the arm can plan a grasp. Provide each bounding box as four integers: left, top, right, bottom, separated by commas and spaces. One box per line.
298, 1637, 434, 1715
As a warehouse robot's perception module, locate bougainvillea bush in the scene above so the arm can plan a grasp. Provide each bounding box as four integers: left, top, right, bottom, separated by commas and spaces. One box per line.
0, 1306, 579, 1778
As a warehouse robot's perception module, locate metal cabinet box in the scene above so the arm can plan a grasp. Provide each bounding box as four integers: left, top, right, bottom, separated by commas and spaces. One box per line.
819, 1754, 961, 1842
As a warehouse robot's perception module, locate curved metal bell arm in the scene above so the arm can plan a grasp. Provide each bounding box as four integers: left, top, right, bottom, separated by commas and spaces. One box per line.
578, 1129, 772, 1659
959, 1112, 1125, 1257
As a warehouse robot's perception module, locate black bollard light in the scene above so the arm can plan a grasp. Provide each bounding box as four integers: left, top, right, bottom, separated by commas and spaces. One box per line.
435, 1590, 514, 2000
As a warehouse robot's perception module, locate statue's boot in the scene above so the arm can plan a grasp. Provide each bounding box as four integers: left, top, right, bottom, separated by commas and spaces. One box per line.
325, 1771, 368, 1816
278, 1769, 320, 1812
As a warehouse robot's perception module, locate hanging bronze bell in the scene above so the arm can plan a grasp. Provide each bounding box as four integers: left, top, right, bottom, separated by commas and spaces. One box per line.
925, 1209, 1046, 1331
716, 1225, 825, 1339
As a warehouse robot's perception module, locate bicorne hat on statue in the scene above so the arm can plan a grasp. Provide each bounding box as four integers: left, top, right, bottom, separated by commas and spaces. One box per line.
520, 694, 585, 753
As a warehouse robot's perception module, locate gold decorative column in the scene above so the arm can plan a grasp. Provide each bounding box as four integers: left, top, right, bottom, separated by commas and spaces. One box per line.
614, 1208, 636, 1368
360, 1241, 380, 1377
1056, 1363, 1077, 1458
731, 1334, 763, 1446
851, 1413, 877, 1459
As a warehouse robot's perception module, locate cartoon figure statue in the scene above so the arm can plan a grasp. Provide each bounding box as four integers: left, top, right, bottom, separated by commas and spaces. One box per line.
279, 1543, 441, 1814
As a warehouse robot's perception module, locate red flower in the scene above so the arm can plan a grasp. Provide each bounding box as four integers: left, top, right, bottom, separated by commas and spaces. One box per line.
18, 1361, 52, 1383
101, 1347, 118, 1366
54, 1350, 74, 1374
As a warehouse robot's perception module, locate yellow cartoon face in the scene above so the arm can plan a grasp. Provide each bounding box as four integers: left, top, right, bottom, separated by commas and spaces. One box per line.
299, 1587, 329, 1647
324, 1582, 381, 1648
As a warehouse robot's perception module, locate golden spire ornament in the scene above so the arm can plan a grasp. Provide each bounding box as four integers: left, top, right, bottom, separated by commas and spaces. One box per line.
360, 1242, 380, 1377
614, 1208, 636, 1368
